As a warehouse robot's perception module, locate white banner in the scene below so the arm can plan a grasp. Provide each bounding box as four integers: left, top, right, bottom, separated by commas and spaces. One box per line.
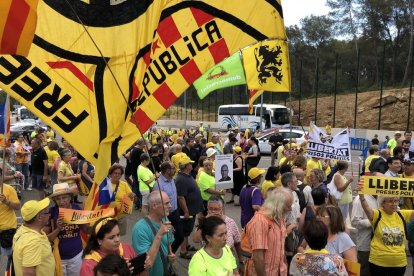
215, 154, 234, 190
307, 122, 351, 161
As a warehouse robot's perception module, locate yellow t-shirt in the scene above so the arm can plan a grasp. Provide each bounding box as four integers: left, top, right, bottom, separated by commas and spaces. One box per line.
14, 141, 29, 164
369, 209, 411, 267
305, 159, 322, 184
137, 165, 155, 192
278, 157, 293, 167
171, 152, 187, 174
170, 134, 178, 144
46, 130, 55, 139
261, 180, 276, 198
44, 146, 60, 166
58, 161, 75, 184
150, 132, 160, 145
13, 226, 55, 275
198, 171, 216, 201
0, 184, 18, 230
108, 180, 132, 219
364, 155, 380, 173
244, 128, 251, 138
178, 130, 185, 137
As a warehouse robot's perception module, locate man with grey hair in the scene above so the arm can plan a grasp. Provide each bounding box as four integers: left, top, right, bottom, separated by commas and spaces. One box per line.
175, 156, 203, 259
369, 148, 390, 174
132, 191, 175, 276
245, 188, 293, 276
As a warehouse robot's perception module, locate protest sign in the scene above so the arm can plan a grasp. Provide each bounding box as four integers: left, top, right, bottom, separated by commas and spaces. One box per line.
59, 208, 115, 224
120, 194, 133, 215
307, 122, 351, 161
215, 154, 234, 190
360, 176, 414, 197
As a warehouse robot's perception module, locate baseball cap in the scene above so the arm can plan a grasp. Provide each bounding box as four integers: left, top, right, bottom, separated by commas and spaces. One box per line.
206, 148, 217, 158
206, 142, 215, 148
179, 156, 194, 166
248, 167, 266, 179
21, 198, 50, 221
395, 131, 402, 135
233, 146, 242, 153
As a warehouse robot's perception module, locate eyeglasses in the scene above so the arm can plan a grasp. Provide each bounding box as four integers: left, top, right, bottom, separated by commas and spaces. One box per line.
40, 211, 50, 216
385, 200, 399, 205
208, 207, 223, 212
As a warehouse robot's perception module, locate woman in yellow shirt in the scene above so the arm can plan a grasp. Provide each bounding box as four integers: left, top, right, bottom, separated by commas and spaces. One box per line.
58, 149, 81, 203
358, 187, 414, 275
261, 166, 279, 198
107, 164, 135, 235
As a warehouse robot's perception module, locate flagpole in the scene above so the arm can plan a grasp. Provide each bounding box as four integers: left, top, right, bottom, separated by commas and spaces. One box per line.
260, 93, 264, 131
1, 94, 9, 194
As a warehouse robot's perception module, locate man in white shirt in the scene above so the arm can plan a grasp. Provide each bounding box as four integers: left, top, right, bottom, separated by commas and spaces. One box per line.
384, 156, 401, 177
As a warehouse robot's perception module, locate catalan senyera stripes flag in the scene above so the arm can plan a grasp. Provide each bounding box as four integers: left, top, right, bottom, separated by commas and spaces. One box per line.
0, 1, 288, 190
0, 95, 10, 147
248, 89, 263, 114
242, 39, 291, 92
0, 0, 38, 56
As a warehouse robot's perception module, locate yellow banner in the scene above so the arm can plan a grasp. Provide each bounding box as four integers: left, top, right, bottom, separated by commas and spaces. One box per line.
344, 259, 360, 276
120, 194, 133, 215
242, 39, 291, 92
59, 208, 115, 225
360, 176, 414, 197
0, 1, 287, 184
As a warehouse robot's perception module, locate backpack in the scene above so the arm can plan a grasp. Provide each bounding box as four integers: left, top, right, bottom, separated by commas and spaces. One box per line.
294, 189, 306, 213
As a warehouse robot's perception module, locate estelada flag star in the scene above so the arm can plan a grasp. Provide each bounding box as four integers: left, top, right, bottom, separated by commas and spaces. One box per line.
0, 0, 287, 184
242, 39, 291, 92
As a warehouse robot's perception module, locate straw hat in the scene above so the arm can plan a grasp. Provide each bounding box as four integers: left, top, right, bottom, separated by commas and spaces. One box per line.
49, 183, 75, 198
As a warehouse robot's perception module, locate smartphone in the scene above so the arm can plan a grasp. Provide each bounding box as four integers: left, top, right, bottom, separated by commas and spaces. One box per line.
130, 253, 147, 275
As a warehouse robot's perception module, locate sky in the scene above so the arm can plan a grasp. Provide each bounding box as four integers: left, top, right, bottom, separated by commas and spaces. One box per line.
283, 0, 330, 27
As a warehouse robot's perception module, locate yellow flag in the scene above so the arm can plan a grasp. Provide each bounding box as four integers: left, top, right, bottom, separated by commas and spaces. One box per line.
242, 39, 291, 92
0, 1, 287, 184
248, 90, 263, 114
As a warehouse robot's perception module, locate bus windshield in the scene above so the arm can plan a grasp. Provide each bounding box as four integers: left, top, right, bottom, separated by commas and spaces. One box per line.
272, 108, 290, 124
20, 108, 36, 120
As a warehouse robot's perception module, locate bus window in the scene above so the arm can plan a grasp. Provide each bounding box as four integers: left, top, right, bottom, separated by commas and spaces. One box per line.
272, 108, 289, 125
218, 106, 249, 115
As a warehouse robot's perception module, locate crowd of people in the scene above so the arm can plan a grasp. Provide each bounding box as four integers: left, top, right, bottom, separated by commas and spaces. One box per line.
2, 123, 414, 275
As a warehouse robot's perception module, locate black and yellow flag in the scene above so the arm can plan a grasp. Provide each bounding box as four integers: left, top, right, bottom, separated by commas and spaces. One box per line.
0, 0, 288, 184
242, 39, 291, 92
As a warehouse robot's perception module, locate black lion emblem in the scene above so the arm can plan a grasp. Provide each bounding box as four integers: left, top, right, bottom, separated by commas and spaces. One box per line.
254, 45, 283, 85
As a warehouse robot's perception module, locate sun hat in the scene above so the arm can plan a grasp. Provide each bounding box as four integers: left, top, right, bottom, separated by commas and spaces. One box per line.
21, 198, 51, 221
206, 148, 217, 158
49, 183, 75, 198
248, 167, 266, 179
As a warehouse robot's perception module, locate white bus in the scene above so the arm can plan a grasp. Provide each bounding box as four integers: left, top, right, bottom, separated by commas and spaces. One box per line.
218, 104, 291, 130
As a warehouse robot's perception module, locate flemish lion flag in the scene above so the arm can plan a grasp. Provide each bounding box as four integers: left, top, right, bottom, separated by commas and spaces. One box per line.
242, 39, 291, 92
0, 0, 287, 186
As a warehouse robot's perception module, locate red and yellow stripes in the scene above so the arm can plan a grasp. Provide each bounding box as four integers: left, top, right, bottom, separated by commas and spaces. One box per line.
0, 0, 38, 56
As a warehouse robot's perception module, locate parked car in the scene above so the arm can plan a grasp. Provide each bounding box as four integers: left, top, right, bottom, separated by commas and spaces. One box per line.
258, 129, 307, 154
10, 121, 46, 143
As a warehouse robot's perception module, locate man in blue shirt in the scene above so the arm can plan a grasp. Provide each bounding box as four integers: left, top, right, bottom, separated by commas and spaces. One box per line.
153, 161, 183, 253
132, 191, 175, 276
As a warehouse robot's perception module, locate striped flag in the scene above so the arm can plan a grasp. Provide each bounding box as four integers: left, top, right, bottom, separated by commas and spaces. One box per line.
84, 177, 114, 211
0, 0, 288, 186
0, 95, 10, 147
248, 89, 263, 114
0, 0, 38, 56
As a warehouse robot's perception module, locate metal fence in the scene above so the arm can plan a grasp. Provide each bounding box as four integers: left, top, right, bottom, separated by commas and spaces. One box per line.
164, 43, 414, 131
